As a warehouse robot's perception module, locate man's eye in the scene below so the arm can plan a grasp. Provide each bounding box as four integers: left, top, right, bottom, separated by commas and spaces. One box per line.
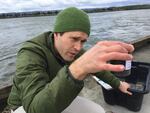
72, 37, 78, 41
81, 41, 85, 44
81, 39, 87, 44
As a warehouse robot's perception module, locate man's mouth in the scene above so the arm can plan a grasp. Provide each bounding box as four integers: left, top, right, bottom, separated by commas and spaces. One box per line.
68, 52, 77, 57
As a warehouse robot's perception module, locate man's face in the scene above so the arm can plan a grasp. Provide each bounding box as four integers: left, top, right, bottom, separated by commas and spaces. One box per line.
54, 31, 88, 62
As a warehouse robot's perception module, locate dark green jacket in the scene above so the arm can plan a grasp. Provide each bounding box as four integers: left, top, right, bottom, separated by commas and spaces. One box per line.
8, 31, 120, 113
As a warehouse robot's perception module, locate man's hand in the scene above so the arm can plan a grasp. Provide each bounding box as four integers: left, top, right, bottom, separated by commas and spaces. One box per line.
119, 81, 132, 95
69, 41, 134, 80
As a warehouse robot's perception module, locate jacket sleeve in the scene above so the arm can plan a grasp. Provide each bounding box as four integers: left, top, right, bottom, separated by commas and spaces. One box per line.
14, 49, 84, 113
95, 71, 120, 88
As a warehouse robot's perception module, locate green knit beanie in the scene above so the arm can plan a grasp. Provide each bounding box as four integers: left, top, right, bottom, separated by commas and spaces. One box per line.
53, 7, 90, 36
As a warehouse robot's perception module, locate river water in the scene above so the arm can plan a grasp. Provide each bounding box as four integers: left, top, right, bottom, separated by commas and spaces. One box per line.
0, 9, 150, 85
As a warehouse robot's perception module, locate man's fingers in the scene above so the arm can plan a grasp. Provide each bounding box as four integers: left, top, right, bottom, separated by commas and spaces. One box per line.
118, 42, 134, 53
105, 45, 128, 53
126, 90, 132, 95
97, 41, 134, 53
102, 64, 125, 72
97, 40, 124, 46
102, 52, 133, 61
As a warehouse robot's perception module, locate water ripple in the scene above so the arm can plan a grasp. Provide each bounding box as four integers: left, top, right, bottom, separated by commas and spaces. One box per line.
0, 9, 150, 84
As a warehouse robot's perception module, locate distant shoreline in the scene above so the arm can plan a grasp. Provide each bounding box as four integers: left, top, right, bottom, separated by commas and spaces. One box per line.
0, 4, 150, 19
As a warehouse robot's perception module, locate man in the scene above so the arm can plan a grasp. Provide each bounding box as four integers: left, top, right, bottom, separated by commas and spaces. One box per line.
7, 7, 134, 113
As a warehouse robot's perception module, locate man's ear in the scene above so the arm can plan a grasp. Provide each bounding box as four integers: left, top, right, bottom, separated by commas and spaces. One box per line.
54, 32, 57, 37
54, 33, 59, 40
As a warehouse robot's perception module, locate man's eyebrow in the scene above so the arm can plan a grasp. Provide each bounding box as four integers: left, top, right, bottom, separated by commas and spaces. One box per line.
71, 36, 87, 42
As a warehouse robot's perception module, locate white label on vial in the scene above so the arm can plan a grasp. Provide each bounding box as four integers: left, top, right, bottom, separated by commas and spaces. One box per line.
125, 60, 131, 70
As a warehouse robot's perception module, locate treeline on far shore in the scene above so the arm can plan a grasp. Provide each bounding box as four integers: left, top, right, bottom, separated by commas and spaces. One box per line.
0, 4, 150, 19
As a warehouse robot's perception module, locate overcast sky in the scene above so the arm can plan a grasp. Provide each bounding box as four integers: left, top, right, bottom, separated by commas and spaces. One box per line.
0, 0, 150, 13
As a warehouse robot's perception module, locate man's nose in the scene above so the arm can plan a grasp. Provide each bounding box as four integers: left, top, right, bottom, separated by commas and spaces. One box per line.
74, 42, 82, 51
